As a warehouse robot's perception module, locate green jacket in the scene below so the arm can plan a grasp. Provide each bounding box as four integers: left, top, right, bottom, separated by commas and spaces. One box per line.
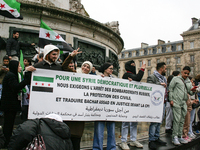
169, 76, 193, 107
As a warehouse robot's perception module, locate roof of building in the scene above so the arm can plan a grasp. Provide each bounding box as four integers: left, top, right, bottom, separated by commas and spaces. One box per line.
187, 18, 200, 31
122, 40, 183, 52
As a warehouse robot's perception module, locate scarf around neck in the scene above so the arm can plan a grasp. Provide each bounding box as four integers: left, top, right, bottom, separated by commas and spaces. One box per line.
153, 70, 167, 84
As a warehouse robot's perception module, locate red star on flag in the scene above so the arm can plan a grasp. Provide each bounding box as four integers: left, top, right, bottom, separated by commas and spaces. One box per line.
48, 84, 50, 86
9, 9, 14, 13
0, 4, 5, 9
35, 83, 38, 85
46, 32, 50, 38
26, 93, 30, 100
42, 83, 44, 86
55, 35, 60, 39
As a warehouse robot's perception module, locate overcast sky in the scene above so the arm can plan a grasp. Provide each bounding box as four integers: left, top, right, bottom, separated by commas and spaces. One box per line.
81, 0, 200, 50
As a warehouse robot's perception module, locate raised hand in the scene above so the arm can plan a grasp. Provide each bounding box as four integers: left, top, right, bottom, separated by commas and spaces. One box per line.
71, 48, 82, 57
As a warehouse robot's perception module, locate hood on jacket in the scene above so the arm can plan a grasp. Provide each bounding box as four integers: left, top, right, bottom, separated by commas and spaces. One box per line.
41, 118, 70, 139
45, 114, 63, 122
43, 44, 60, 63
125, 60, 136, 74
9, 60, 19, 78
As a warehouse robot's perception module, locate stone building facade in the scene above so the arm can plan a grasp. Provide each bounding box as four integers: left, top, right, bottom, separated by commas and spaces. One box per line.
0, 0, 123, 76
118, 17, 200, 82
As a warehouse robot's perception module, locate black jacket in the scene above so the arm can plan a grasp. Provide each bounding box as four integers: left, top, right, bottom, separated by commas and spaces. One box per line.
8, 118, 73, 150
34, 60, 62, 71
0, 60, 30, 111
122, 60, 144, 81
6, 38, 31, 57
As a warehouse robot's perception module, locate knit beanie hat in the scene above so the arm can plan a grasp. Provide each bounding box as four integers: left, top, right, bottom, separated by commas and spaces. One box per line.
98, 62, 112, 73
81, 61, 93, 73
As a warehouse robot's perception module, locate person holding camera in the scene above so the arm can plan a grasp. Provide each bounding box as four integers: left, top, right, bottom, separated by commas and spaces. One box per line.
0, 56, 9, 98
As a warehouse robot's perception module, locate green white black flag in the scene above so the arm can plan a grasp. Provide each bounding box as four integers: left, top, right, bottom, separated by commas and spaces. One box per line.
0, 0, 23, 19
32, 76, 54, 93
39, 19, 73, 52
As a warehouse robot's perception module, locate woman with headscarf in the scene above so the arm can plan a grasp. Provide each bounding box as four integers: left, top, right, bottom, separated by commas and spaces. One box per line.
0, 60, 35, 147
62, 51, 93, 150
93, 62, 116, 150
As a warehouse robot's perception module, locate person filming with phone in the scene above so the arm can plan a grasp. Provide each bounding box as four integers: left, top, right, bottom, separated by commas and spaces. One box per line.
0, 56, 9, 98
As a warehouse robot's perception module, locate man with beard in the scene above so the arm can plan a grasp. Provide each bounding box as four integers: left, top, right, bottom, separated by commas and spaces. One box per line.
33, 44, 62, 70
0, 56, 9, 98
6, 31, 35, 61
147, 62, 167, 149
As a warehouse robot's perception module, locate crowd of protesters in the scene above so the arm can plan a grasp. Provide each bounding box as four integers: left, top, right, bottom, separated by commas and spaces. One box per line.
0, 31, 200, 150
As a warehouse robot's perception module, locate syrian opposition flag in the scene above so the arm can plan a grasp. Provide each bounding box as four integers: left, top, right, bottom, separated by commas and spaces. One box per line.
39, 19, 73, 53
32, 76, 54, 93
0, 0, 23, 19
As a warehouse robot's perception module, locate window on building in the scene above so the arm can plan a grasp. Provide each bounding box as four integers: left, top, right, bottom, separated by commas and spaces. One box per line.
140, 50, 144, 56
148, 60, 151, 66
139, 61, 142, 67
190, 42, 194, 49
148, 70, 151, 76
149, 49, 152, 54
166, 46, 170, 52
157, 59, 160, 63
190, 55, 194, 62
133, 52, 136, 56
176, 57, 181, 64
157, 47, 161, 53
177, 45, 181, 51
128, 52, 132, 57
166, 58, 170, 65
167, 68, 170, 76
190, 67, 194, 76
121, 53, 124, 58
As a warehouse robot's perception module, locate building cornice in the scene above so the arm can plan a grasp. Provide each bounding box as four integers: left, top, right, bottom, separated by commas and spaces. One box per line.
183, 48, 200, 52
14, 0, 124, 53
119, 50, 184, 60
181, 29, 200, 37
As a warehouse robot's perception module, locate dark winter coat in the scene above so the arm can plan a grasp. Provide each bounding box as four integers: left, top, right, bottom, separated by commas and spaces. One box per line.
34, 60, 62, 70
0, 64, 9, 84
0, 60, 30, 111
6, 38, 31, 57
122, 60, 144, 81
8, 118, 73, 150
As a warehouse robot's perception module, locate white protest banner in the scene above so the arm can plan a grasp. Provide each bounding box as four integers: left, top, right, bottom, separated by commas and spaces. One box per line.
28, 69, 165, 123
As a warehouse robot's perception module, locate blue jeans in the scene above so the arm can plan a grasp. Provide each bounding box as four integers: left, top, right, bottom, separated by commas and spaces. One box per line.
121, 122, 138, 142
149, 104, 165, 141
93, 121, 116, 150
188, 109, 195, 135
